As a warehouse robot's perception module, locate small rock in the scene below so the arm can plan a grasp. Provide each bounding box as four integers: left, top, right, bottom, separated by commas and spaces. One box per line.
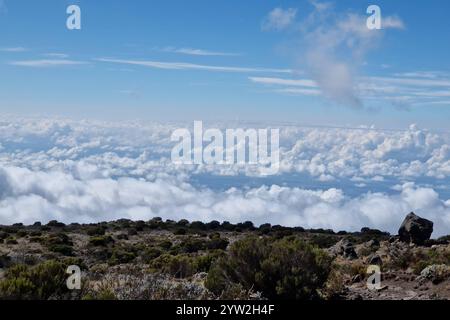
368, 254, 383, 266
389, 236, 398, 243
330, 239, 358, 260
366, 239, 380, 247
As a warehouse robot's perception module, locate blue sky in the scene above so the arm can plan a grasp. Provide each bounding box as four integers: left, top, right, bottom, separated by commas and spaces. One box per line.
1, 0, 450, 128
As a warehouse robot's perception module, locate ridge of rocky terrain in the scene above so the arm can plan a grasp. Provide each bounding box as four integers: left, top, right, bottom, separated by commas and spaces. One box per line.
0, 213, 449, 300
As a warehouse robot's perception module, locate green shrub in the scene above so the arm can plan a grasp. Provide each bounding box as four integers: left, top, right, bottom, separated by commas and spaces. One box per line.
48, 244, 74, 256
206, 220, 221, 230
16, 230, 28, 238
42, 233, 74, 255
180, 238, 206, 253
135, 221, 146, 231
5, 237, 18, 245
190, 221, 206, 231
109, 248, 137, 265
0, 260, 69, 300
47, 220, 66, 228
388, 248, 450, 274
44, 233, 72, 246
116, 233, 128, 240
0, 255, 11, 268
0, 277, 36, 300
309, 234, 339, 248
141, 247, 162, 263
158, 240, 172, 250
322, 268, 346, 299
82, 289, 117, 300
86, 226, 106, 236
206, 238, 229, 250
221, 221, 236, 231
205, 236, 332, 300
128, 228, 138, 236
149, 254, 198, 278
89, 235, 114, 247
195, 251, 225, 273
177, 219, 189, 226
174, 228, 187, 235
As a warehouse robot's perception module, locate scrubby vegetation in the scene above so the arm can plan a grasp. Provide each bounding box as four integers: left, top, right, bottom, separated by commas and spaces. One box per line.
0, 219, 449, 300
205, 236, 331, 299
0, 260, 72, 299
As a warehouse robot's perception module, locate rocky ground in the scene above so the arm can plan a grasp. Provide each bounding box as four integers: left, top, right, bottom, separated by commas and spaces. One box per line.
0, 213, 449, 300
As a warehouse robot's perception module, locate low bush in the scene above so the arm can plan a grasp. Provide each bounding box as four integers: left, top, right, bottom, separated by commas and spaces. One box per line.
0, 260, 69, 299
141, 247, 162, 263
205, 236, 332, 300
86, 226, 106, 236
158, 240, 172, 250
48, 244, 74, 256
0, 231, 8, 241
149, 254, 197, 278
47, 220, 66, 228
206, 238, 229, 250
16, 230, 28, 238
44, 233, 72, 246
174, 228, 187, 235
89, 236, 114, 247
5, 237, 18, 245
109, 248, 137, 265
310, 234, 339, 248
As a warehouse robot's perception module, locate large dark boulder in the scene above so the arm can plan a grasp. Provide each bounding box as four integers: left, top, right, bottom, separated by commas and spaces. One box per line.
398, 212, 433, 245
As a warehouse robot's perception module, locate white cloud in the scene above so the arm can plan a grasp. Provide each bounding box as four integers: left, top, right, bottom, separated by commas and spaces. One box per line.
96, 58, 292, 74
9, 59, 87, 67
161, 47, 240, 57
368, 76, 450, 88
262, 8, 297, 31
44, 53, 69, 58
0, 164, 449, 236
249, 73, 450, 105
275, 88, 322, 96
265, 1, 405, 108
0, 47, 27, 52
249, 76, 318, 88
383, 16, 405, 30
0, 116, 449, 236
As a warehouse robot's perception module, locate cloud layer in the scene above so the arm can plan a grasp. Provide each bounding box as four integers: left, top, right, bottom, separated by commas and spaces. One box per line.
0, 116, 449, 236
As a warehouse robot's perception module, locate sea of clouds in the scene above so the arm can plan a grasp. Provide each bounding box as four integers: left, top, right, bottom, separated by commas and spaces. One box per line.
0, 116, 449, 236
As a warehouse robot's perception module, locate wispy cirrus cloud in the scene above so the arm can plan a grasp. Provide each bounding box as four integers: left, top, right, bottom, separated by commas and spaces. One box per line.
249, 73, 450, 107
249, 77, 318, 88
9, 59, 87, 67
367, 76, 450, 88
160, 47, 240, 57
44, 53, 69, 58
276, 87, 322, 96
96, 58, 292, 74
0, 47, 27, 52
